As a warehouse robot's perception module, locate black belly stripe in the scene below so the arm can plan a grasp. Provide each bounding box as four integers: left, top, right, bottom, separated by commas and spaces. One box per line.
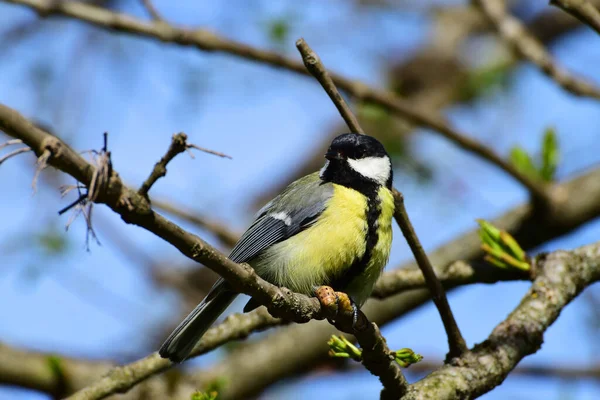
330, 190, 381, 292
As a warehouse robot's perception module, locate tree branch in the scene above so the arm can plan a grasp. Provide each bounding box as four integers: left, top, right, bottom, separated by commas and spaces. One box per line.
293, 37, 409, 393
475, 0, 600, 99
65, 308, 280, 400
0, 102, 335, 321
138, 132, 231, 198
296, 37, 467, 359
296, 39, 365, 135
551, 0, 600, 36
0, 343, 110, 398
138, 132, 188, 197
1, 0, 550, 203
192, 166, 600, 399
372, 260, 527, 299
0, 102, 408, 400
391, 192, 467, 358
403, 241, 600, 399
0, 308, 279, 400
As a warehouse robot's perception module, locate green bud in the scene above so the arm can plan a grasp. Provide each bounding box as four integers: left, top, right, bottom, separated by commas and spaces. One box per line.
394, 348, 423, 368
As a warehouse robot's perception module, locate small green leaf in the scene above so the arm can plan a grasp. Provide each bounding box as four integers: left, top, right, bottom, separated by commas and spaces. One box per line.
484, 254, 510, 269
394, 348, 423, 368
509, 147, 539, 181
499, 231, 526, 262
328, 335, 362, 361
540, 127, 559, 182
478, 220, 530, 271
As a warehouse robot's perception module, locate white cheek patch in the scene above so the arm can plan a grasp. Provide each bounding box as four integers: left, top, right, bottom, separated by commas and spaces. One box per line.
270, 211, 292, 226
319, 160, 330, 179
347, 156, 391, 185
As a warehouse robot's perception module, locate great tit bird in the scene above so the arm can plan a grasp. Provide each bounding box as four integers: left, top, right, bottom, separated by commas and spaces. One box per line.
159, 133, 394, 363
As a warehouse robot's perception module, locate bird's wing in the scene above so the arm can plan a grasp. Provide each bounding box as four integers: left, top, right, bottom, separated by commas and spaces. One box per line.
228, 172, 333, 263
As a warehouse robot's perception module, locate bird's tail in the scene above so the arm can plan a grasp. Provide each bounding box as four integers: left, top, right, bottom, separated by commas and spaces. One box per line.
159, 279, 237, 363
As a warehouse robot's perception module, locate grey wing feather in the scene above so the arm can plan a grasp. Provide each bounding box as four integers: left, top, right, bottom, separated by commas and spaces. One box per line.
228, 173, 333, 264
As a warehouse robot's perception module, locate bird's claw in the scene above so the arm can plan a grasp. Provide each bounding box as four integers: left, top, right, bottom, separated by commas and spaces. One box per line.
315, 286, 358, 328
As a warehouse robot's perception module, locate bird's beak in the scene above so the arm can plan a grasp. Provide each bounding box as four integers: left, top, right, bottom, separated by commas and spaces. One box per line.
325, 150, 343, 161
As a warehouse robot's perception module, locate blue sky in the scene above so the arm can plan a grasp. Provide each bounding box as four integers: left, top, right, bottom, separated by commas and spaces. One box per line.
0, 1, 599, 399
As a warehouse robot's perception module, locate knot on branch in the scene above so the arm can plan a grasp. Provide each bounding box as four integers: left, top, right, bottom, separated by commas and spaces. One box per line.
39, 135, 62, 159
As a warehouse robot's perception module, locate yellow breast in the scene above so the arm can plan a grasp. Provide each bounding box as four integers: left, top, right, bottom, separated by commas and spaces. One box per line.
253, 184, 369, 295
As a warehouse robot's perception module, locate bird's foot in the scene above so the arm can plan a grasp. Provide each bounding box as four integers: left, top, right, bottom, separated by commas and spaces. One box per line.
315, 286, 358, 329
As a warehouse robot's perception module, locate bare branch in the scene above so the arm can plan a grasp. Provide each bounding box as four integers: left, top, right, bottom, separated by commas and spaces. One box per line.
0, 342, 111, 398
1, 0, 550, 203
296, 39, 364, 135
372, 260, 527, 299
139, 133, 232, 198
475, 0, 600, 99
138, 132, 188, 197
551, 0, 600, 36
404, 241, 600, 399
0, 101, 326, 326
0, 308, 279, 400
193, 167, 600, 400
0, 101, 410, 400
392, 192, 467, 358
295, 37, 466, 359
65, 308, 280, 400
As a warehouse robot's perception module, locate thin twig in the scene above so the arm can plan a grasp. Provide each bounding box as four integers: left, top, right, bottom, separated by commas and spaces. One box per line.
32, 149, 51, 193
0, 146, 32, 165
392, 191, 468, 359
296, 39, 364, 134
140, 0, 164, 22
551, 0, 600, 36
138, 132, 188, 197
295, 38, 410, 391
1, 0, 550, 204
0, 138, 23, 150
296, 37, 467, 360
475, 0, 600, 99
186, 143, 232, 159
139, 133, 232, 198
